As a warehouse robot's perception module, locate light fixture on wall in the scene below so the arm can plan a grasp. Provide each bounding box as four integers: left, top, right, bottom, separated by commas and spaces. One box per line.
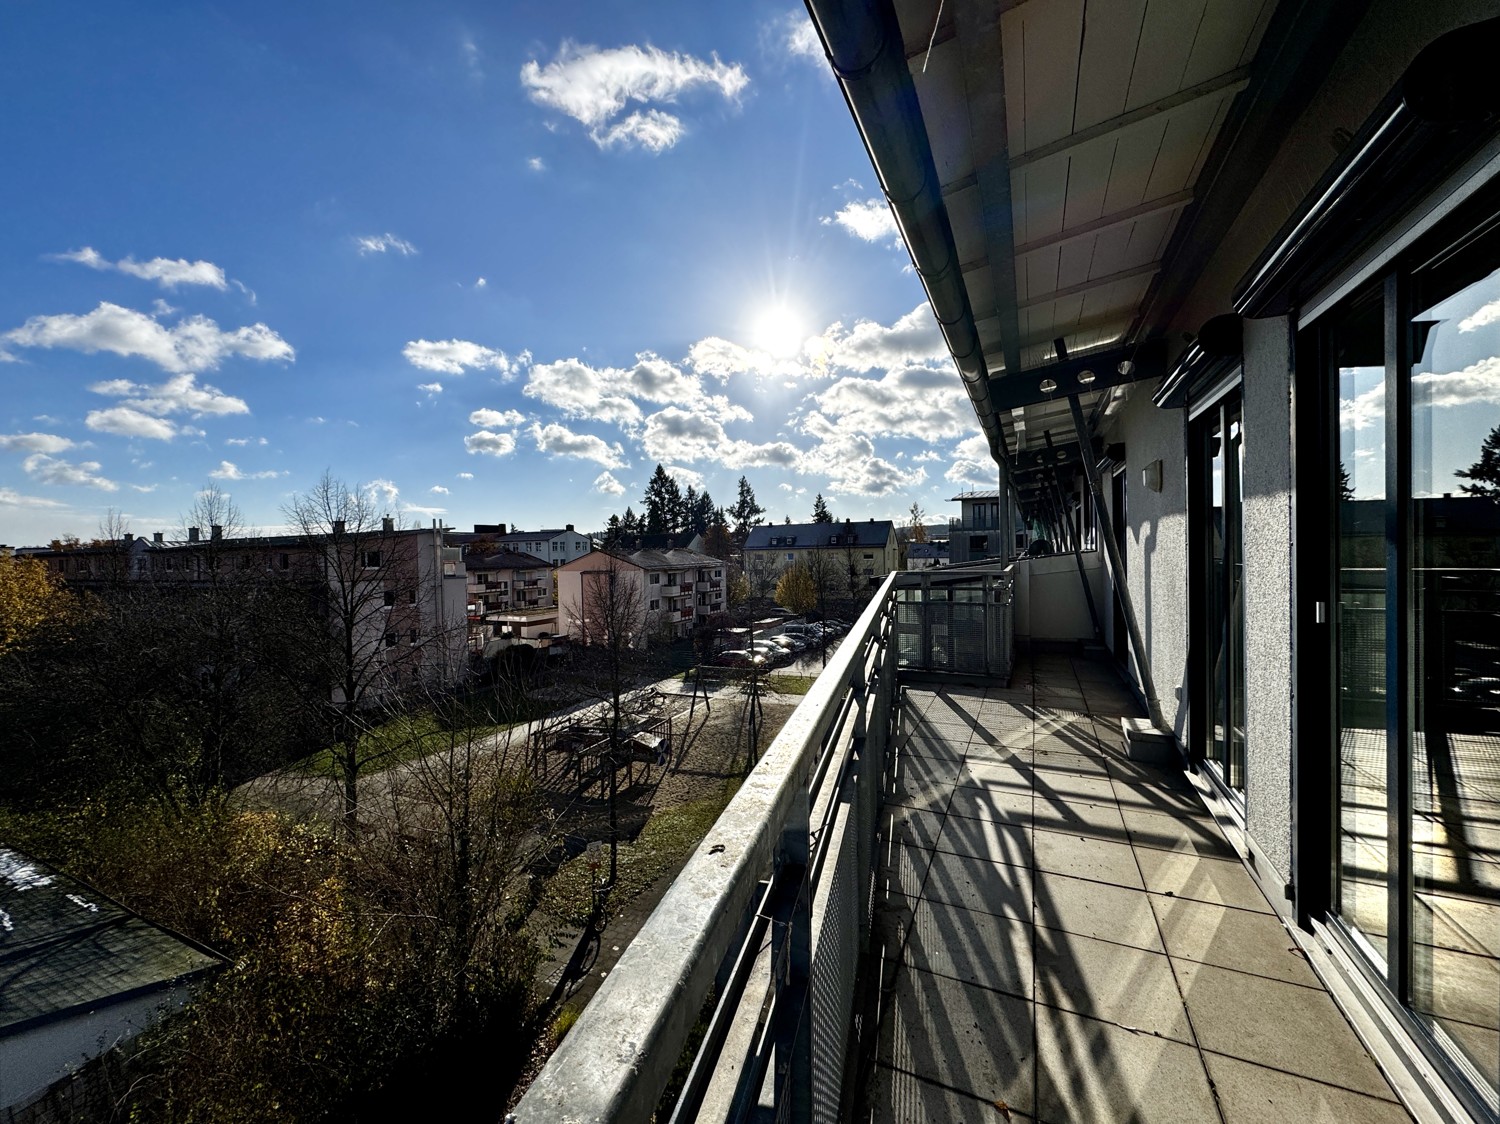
1142, 459, 1163, 492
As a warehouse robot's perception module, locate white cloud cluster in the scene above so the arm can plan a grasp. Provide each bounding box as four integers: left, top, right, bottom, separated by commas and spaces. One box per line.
0, 432, 74, 454
531, 422, 626, 467
23, 453, 117, 491
465, 431, 517, 457
0, 487, 65, 508
520, 42, 748, 153
780, 11, 824, 62
356, 233, 417, 256
84, 372, 249, 441
640, 406, 799, 470
1414, 356, 1500, 409
813, 365, 970, 440
945, 434, 994, 487
51, 247, 229, 290
592, 471, 626, 496
209, 460, 285, 480
469, 407, 526, 428
4, 302, 293, 373
225, 436, 268, 447
811, 304, 948, 373
405, 338, 524, 378
798, 413, 913, 496
823, 198, 899, 244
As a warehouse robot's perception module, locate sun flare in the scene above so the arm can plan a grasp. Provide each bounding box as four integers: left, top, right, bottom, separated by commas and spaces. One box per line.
750, 304, 806, 359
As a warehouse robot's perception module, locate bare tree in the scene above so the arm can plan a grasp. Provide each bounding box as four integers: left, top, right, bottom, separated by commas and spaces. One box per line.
281, 472, 458, 837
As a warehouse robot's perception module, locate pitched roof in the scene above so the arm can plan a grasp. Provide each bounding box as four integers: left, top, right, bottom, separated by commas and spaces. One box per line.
622, 547, 723, 569
743, 520, 896, 551
466, 550, 550, 571
0, 848, 224, 1036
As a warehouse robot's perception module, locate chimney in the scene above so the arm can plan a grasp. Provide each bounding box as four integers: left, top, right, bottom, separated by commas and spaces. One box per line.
566, 523, 574, 532
188, 526, 200, 543
124, 533, 134, 544
332, 519, 345, 535
153, 532, 163, 544
210, 525, 222, 541
499, 522, 507, 535
382, 516, 394, 533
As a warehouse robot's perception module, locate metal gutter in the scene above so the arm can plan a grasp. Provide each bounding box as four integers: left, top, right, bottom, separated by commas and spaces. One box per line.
803, 0, 1011, 470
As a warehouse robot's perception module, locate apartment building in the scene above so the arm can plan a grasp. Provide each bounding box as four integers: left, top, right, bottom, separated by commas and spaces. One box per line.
742, 519, 899, 590
556, 547, 727, 645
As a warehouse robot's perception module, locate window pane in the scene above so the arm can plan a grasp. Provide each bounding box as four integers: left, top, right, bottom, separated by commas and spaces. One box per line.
1410, 257, 1500, 1097
1334, 288, 1390, 969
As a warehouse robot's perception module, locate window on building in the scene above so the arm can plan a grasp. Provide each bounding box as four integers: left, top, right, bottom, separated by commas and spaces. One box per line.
409, 629, 419, 644
649, 599, 660, 611
864, 553, 874, 560
278, 553, 290, 570
383, 631, 396, 647
649, 573, 659, 584
383, 590, 396, 607
786, 553, 795, 562
363, 550, 381, 568
407, 589, 417, 604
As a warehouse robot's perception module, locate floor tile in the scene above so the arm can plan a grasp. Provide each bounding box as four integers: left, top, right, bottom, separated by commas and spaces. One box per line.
869, 1064, 1035, 1124
877, 965, 1035, 1114
936, 813, 1033, 867
922, 847, 1033, 921
1031, 770, 1116, 805
1032, 871, 1163, 952
1204, 1053, 1412, 1123
879, 805, 946, 852
1175, 959, 1397, 1098
887, 751, 959, 814
1032, 829, 1144, 889
946, 783, 1031, 828
1032, 930, 1192, 1042
1123, 807, 1239, 860
1034, 1006, 1217, 1124
1151, 895, 1319, 986
903, 897, 1032, 998
1031, 797, 1128, 845
1134, 848, 1272, 913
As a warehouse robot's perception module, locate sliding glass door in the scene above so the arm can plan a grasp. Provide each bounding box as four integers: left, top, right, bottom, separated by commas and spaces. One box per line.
1323, 215, 1500, 1110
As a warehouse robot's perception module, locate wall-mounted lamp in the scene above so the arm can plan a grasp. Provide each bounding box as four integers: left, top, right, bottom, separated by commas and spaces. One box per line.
1142, 459, 1163, 492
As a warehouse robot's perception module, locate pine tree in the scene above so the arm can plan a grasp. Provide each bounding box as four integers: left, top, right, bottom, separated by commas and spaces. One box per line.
604, 513, 622, 547
1456, 425, 1500, 499
730, 475, 765, 539
643, 465, 675, 534
812, 493, 833, 523
908, 501, 928, 543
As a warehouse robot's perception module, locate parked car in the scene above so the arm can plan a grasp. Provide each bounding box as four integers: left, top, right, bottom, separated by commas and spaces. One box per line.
767, 635, 802, 655
717, 648, 767, 669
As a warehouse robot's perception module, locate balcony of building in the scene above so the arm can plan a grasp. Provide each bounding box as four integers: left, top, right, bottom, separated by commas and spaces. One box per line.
512, 565, 1408, 1121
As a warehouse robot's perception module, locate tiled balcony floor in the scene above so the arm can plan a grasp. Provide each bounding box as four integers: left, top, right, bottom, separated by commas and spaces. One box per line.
867, 652, 1414, 1123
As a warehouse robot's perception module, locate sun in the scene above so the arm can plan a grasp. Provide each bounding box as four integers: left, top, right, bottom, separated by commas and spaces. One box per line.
750, 304, 806, 359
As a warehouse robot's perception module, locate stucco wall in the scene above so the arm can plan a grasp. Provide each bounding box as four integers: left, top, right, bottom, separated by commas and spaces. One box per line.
1239, 315, 1296, 885
1109, 383, 1189, 743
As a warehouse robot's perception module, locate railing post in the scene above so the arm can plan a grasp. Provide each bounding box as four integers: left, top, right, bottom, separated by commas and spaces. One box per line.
920, 571, 932, 670
771, 785, 812, 1123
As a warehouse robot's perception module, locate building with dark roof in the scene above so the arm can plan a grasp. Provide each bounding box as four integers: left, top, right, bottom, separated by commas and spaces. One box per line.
0, 848, 224, 1111
742, 519, 899, 590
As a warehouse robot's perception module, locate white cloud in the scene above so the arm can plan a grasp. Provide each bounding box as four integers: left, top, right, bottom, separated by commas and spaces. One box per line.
780, 11, 824, 63
405, 338, 523, 377
474, 278, 487, 289
913, 450, 941, 462
531, 421, 626, 467
1414, 355, 1500, 409
418, 381, 443, 393
797, 412, 916, 497
456, 472, 474, 480
945, 434, 994, 487
524, 357, 645, 427
225, 436, 268, 447
465, 430, 517, 457
810, 304, 948, 373
527, 156, 546, 172
687, 336, 806, 382
0, 432, 74, 454
469, 407, 526, 427
0, 488, 64, 508
85, 407, 180, 441
1459, 300, 1500, 333
593, 471, 626, 496
4, 302, 293, 373
640, 405, 801, 470
823, 198, 899, 244
89, 372, 249, 417
812, 365, 970, 440
355, 233, 417, 256
50, 247, 229, 290
1339, 381, 1385, 431
430, 485, 450, 495
364, 479, 401, 510
23, 453, 118, 491
520, 42, 748, 153
209, 460, 285, 480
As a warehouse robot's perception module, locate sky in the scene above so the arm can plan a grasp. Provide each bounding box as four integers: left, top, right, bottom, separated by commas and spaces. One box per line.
0, 0, 997, 547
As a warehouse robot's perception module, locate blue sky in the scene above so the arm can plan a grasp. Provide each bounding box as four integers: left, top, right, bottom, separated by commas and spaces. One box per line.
0, 1, 994, 547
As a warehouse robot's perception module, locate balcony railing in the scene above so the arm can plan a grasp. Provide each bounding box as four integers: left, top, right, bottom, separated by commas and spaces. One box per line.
513, 565, 1013, 1123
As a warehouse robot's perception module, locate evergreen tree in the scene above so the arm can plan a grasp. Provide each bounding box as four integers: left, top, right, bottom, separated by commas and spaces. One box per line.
730, 475, 765, 539
1456, 426, 1500, 498
643, 465, 676, 534
812, 493, 833, 523
604, 513, 622, 547
620, 506, 641, 543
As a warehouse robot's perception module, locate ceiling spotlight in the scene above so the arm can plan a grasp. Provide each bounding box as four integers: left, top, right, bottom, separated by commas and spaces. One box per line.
1039, 377, 1058, 394
1077, 369, 1096, 385
1117, 359, 1135, 376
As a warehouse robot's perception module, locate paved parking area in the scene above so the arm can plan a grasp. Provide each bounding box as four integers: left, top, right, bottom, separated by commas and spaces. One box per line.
868, 652, 1413, 1123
